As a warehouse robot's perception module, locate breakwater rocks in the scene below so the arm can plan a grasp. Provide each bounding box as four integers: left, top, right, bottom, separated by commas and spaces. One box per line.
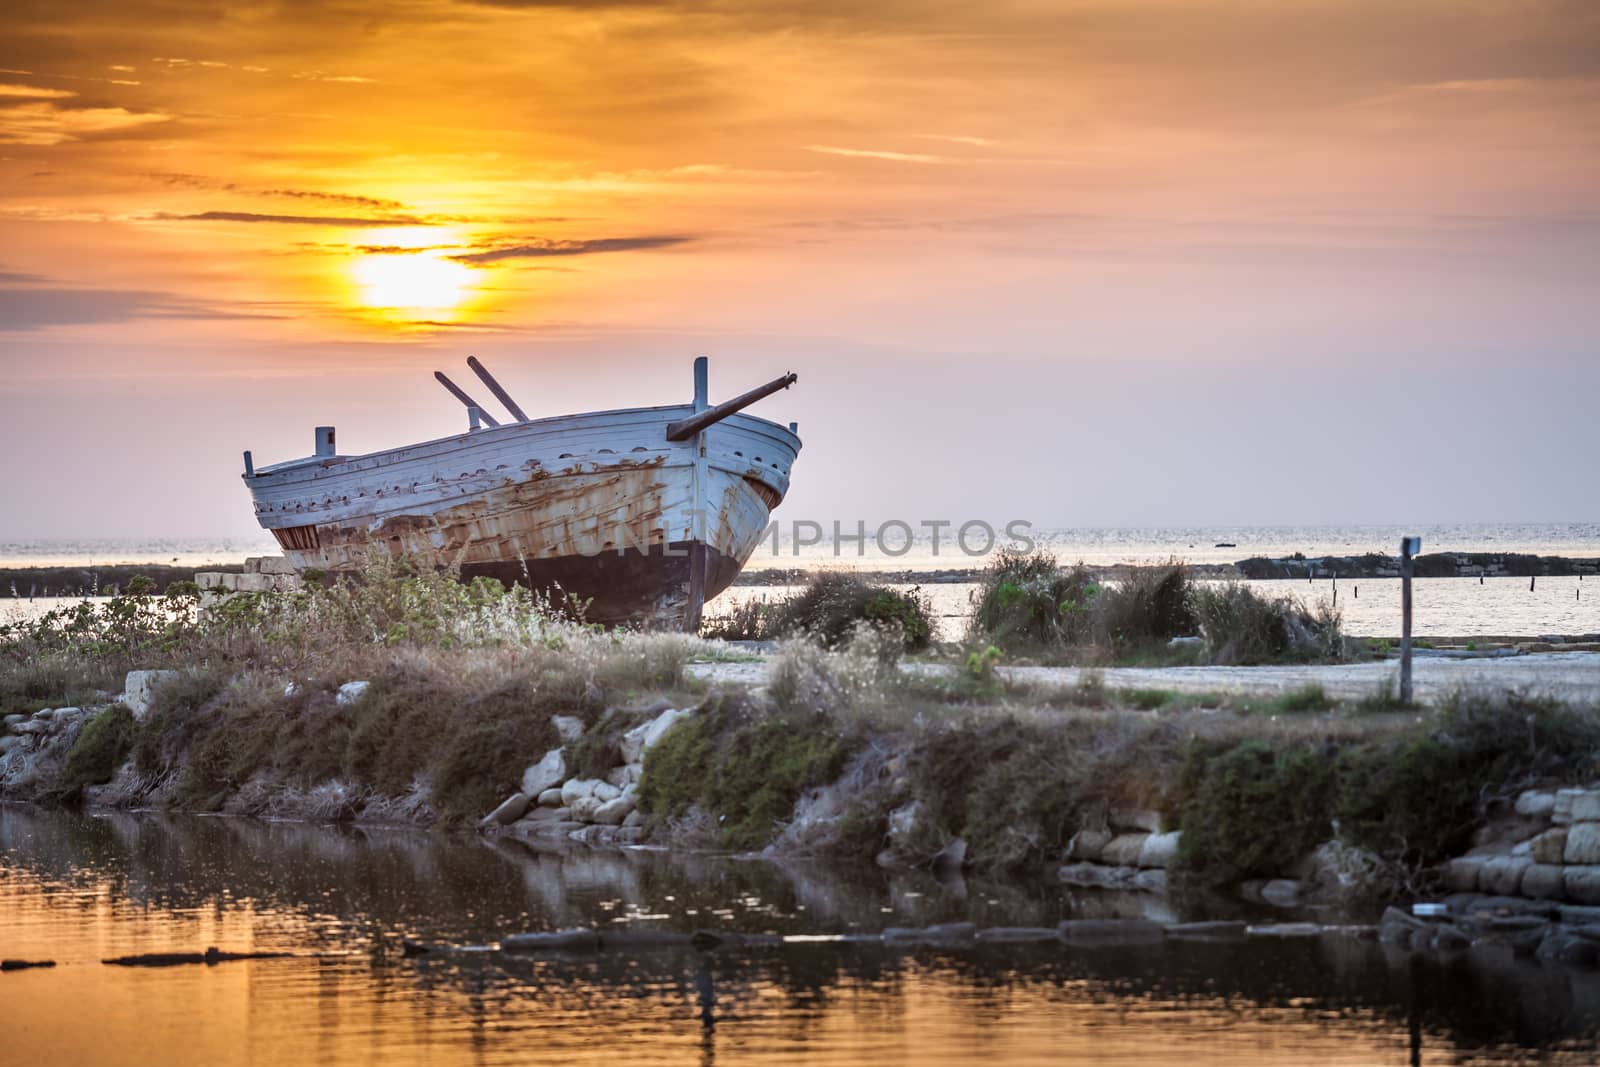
1238, 552, 1600, 580
1442, 787, 1600, 905
478, 705, 691, 848
403, 918, 1375, 960
1379, 896, 1600, 967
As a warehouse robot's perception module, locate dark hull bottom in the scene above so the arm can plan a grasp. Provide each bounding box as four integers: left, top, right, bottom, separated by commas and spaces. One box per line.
460, 540, 742, 630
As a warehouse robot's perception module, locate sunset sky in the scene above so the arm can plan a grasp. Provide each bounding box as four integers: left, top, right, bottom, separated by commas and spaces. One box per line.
1, 0, 1595, 541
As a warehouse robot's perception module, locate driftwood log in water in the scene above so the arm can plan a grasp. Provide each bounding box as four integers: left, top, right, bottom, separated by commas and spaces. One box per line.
102, 947, 295, 968
1, 959, 57, 971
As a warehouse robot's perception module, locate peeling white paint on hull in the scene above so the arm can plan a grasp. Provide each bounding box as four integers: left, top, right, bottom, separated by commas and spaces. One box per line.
243, 404, 799, 629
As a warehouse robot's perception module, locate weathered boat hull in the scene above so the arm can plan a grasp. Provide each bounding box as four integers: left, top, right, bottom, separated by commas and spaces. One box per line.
244, 405, 798, 628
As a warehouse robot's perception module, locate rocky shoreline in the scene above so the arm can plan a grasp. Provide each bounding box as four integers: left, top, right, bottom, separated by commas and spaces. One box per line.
7, 659, 1600, 977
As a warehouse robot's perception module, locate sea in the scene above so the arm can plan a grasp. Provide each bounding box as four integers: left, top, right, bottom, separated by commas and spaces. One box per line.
3, 807, 1599, 1066
4, 523, 1598, 639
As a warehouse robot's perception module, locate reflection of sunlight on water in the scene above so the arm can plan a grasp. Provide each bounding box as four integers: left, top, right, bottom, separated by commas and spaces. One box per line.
1, 809, 1598, 1065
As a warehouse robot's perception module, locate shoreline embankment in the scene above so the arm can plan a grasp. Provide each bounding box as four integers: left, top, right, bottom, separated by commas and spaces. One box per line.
5, 652, 1600, 925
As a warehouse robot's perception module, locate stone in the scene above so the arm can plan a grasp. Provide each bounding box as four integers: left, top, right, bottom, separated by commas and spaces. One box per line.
536, 787, 565, 808
1554, 788, 1587, 826
123, 670, 181, 720
1521, 864, 1566, 900
4, 712, 27, 727
622, 810, 645, 828
883, 923, 976, 945
518, 806, 567, 824
1378, 906, 1427, 946
563, 771, 601, 806
252, 555, 297, 575
1536, 930, 1600, 966
1100, 833, 1149, 867
1574, 791, 1600, 824
1516, 790, 1558, 819
1563, 866, 1600, 905
975, 927, 1059, 943
0, 735, 22, 754
591, 795, 636, 826
1067, 829, 1113, 862
1558, 904, 1600, 925
886, 801, 922, 850
591, 781, 622, 803
551, 715, 584, 742
619, 707, 691, 765
480, 792, 531, 827
32, 707, 55, 720
1433, 924, 1473, 951
1444, 857, 1485, 892
1462, 895, 1558, 919
1059, 919, 1165, 944
1109, 807, 1165, 833
1261, 880, 1303, 907
1564, 823, 1600, 865
570, 795, 604, 822
335, 681, 370, 707
1167, 921, 1247, 940
1137, 831, 1182, 870
1132, 869, 1169, 894
522, 748, 567, 797
605, 764, 642, 789
1247, 923, 1324, 938
1481, 856, 1533, 896
501, 929, 601, 953
1530, 828, 1570, 865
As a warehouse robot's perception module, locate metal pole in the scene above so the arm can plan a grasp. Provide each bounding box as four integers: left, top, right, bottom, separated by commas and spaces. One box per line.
467, 356, 529, 423
434, 371, 501, 426
1400, 538, 1415, 705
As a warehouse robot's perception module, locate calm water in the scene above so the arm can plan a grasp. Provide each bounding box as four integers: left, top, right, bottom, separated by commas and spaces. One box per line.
7, 524, 1598, 638
3, 808, 1599, 1066
716, 576, 1600, 640
4, 524, 1598, 570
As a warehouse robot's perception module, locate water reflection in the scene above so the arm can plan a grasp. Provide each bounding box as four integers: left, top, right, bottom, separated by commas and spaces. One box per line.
2, 807, 1598, 1066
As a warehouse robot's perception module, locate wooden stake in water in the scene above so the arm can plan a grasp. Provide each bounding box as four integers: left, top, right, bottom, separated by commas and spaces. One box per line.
1400, 536, 1420, 705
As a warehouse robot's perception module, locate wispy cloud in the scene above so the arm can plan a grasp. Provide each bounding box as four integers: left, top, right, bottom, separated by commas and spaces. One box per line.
914, 133, 997, 147
0, 83, 76, 99
804, 144, 946, 164
451, 235, 693, 264
0, 101, 170, 146
0, 285, 286, 332
263, 189, 407, 210
152, 210, 429, 227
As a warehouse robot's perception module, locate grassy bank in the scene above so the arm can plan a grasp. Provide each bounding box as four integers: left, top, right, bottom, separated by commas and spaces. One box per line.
4, 564, 1597, 905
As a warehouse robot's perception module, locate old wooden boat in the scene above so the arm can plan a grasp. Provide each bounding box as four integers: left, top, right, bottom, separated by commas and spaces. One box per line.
241, 356, 799, 630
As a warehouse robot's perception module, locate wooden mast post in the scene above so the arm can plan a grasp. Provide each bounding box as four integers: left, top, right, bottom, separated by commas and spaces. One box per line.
1400, 535, 1420, 705
684, 356, 710, 633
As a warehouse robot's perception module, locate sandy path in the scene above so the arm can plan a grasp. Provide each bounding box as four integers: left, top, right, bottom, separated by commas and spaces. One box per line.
688, 651, 1600, 704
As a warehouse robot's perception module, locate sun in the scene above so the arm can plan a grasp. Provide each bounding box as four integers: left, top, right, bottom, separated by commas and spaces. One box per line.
354, 250, 471, 316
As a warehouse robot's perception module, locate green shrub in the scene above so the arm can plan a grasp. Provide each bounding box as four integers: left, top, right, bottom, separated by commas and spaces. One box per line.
1178, 740, 1336, 884
1336, 692, 1600, 867
967, 550, 1098, 652
701, 597, 772, 641
764, 572, 933, 651
1092, 563, 1195, 651
637, 697, 846, 850
1191, 582, 1346, 665
60, 705, 138, 794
